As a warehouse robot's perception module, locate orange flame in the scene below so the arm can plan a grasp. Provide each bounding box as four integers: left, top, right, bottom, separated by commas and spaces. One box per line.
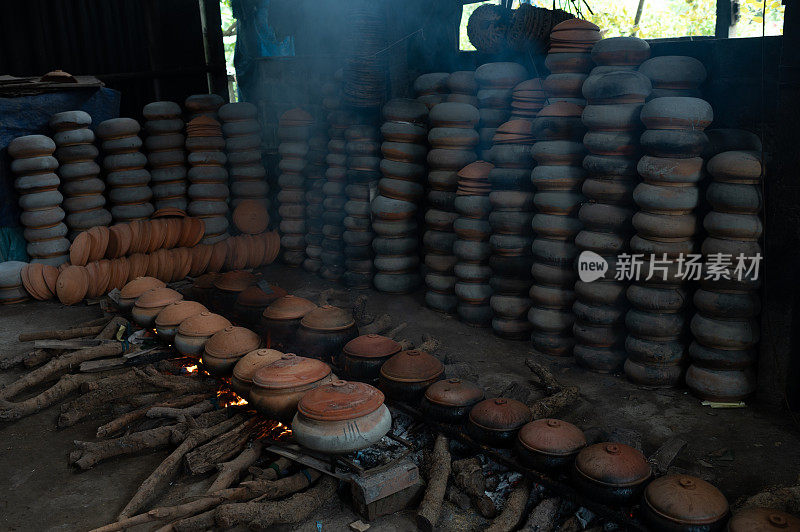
256, 420, 293, 442
183, 364, 198, 374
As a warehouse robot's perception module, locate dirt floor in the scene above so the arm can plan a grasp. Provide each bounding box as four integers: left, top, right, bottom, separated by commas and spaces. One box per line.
1, 263, 799, 531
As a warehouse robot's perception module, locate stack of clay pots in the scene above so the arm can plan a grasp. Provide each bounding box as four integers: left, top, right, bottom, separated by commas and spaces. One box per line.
342, 3, 386, 110
454, 161, 494, 327
542, 19, 601, 106
219, 102, 269, 209
277, 108, 313, 267
185, 116, 229, 244
475, 62, 528, 160
343, 119, 381, 289
303, 119, 327, 274
573, 46, 652, 372
50, 111, 111, 236
529, 102, 586, 357
9, 135, 70, 265
446, 71, 478, 107
415, 73, 450, 110
638, 56, 706, 100
687, 149, 763, 401
624, 96, 713, 386
371, 98, 428, 293
185, 94, 224, 121
320, 101, 350, 281
143, 101, 187, 211
0, 261, 30, 304
488, 120, 536, 339
424, 102, 480, 314
510, 79, 547, 121
97, 118, 154, 223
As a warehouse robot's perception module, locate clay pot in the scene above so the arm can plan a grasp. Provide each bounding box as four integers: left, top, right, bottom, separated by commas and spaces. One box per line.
420, 378, 484, 424
119, 276, 165, 311
295, 305, 358, 363
260, 295, 317, 351
379, 349, 444, 401
573, 442, 652, 504
641, 474, 728, 531
516, 418, 586, 469
56, 265, 89, 305
202, 325, 262, 375
726, 507, 800, 532
233, 284, 287, 326
174, 311, 231, 358
466, 398, 532, 447
292, 380, 391, 454
211, 270, 258, 313
249, 353, 334, 422
131, 287, 183, 327
232, 199, 269, 234
638, 56, 707, 89
341, 334, 402, 381
155, 300, 208, 341
230, 348, 284, 398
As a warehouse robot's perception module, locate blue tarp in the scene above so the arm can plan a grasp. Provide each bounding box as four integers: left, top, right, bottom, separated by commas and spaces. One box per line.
0, 87, 120, 261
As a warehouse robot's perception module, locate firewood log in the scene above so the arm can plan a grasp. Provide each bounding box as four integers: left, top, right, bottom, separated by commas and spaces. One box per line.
18, 325, 105, 342
207, 441, 263, 493
147, 400, 215, 420
451, 457, 496, 517
96, 394, 212, 437
0, 372, 117, 421
416, 433, 451, 531
519, 497, 561, 532
184, 417, 258, 475
487, 478, 532, 532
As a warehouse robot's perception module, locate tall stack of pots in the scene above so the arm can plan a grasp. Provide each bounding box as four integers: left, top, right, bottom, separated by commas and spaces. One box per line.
97, 118, 154, 223
638, 56, 706, 100
184, 94, 224, 121
219, 102, 269, 209
475, 62, 527, 160
446, 71, 478, 107
424, 102, 480, 314
529, 102, 586, 357
303, 118, 328, 274
49, 111, 111, 236
185, 116, 229, 244
542, 19, 600, 106
277, 108, 313, 267
371, 98, 429, 293
510, 79, 547, 121
9, 135, 70, 265
415, 73, 450, 110
573, 67, 652, 373
687, 149, 763, 401
454, 161, 494, 327
343, 119, 381, 289
143, 102, 187, 212
624, 96, 713, 386
320, 103, 350, 281
488, 120, 536, 339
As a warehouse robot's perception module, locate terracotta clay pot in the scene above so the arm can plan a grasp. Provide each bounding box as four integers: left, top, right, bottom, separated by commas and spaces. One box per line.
295, 305, 358, 363
230, 348, 284, 398
202, 325, 262, 375
420, 378, 484, 424
573, 442, 652, 504
341, 334, 402, 381
174, 311, 231, 358
131, 287, 183, 327
726, 507, 800, 532
642, 474, 729, 531
379, 349, 444, 401
249, 353, 334, 422
155, 300, 208, 341
516, 418, 586, 470
466, 397, 532, 447
259, 295, 317, 351
119, 276, 166, 311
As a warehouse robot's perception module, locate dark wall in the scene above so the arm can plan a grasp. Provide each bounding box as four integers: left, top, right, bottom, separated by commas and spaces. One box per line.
0, 0, 225, 119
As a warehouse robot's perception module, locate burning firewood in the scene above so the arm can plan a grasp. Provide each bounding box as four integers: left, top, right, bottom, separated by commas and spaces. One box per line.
487, 477, 532, 532
524, 358, 579, 419
207, 441, 263, 493
519, 497, 561, 532
416, 433, 451, 531
451, 457, 497, 518
96, 393, 212, 437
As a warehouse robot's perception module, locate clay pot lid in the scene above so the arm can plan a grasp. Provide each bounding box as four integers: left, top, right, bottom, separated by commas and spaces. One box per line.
468, 398, 532, 431
204, 325, 261, 358
538, 101, 584, 118
298, 380, 384, 421
22, 263, 49, 300
214, 270, 257, 292
343, 334, 402, 359
232, 348, 284, 383
152, 207, 187, 218
518, 418, 587, 457
552, 18, 600, 33
514, 79, 544, 92
300, 305, 354, 331
155, 300, 208, 327
135, 287, 183, 308
263, 295, 317, 321
70, 231, 92, 266
574, 442, 652, 488
252, 353, 331, 389
177, 311, 231, 337
496, 120, 534, 136
457, 161, 494, 181
56, 265, 88, 305
237, 285, 288, 307
728, 507, 800, 531
87, 226, 109, 261
193, 273, 220, 290
424, 378, 484, 407
644, 474, 728, 526
120, 277, 166, 299
233, 200, 269, 234
42, 265, 59, 295
379, 350, 444, 383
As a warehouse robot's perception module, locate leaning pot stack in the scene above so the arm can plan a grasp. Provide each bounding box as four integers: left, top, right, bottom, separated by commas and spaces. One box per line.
49, 111, 111, 236
9, 135, 70, 265
424, 102, 480, 314
415, 73, 450, 110
488, 120, 536, 339
624, 96, 713, 386
143, 101, 188, 212
219, 102, 269, 210
638, 56, 707, 100
454, 161, 494, 327
184, 94, 224, 121
687, 149, 763, 402
97, 118, 154, 223
343, 119, 381, 289
277, 108, 313, 267
573, 67, 652, 373
185, 116, 230, 244
320, 101, 350, 281
475, 62, 528, 160
371, 98, 429, 293
529, 102, 587, 357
